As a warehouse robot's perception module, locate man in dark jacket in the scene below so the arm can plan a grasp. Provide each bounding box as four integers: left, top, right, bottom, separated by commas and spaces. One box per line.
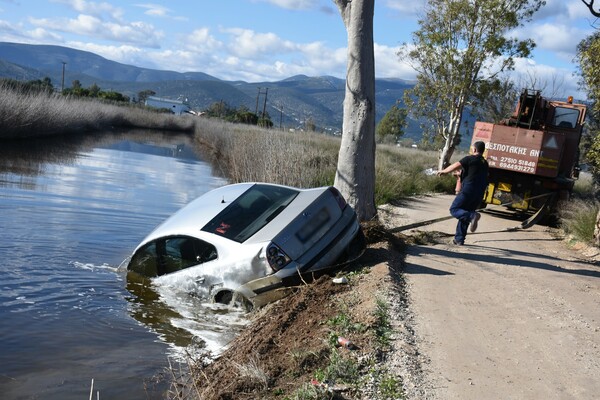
437, 141, 489, 245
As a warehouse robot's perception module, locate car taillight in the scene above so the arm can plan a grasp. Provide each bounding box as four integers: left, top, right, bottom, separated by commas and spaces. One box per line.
328, 187, 347, 209
266, 243, 291, 271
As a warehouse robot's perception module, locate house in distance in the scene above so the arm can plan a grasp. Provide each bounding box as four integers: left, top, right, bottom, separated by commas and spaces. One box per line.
145, 96, 191, 115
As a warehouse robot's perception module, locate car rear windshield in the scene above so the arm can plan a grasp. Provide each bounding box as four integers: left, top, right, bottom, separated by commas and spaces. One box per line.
201, 184, 299, 243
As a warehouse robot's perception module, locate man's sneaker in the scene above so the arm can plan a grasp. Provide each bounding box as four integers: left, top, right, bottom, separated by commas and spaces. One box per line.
451, 239, 463, 246
470, 212, 481, 233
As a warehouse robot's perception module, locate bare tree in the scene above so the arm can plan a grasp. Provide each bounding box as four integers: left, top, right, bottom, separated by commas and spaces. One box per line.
582, 0, 600, 17
517, 70, 566, 99
333, 0, 376, 221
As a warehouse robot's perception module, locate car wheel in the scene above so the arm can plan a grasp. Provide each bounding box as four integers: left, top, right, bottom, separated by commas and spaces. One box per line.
214, 290, 233, 304
343, 229, 366, 262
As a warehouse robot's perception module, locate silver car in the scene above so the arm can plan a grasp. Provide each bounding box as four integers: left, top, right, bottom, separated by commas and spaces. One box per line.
126, 182, 364, 308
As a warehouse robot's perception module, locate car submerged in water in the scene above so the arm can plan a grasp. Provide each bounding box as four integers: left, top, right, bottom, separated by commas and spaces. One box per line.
126, 182, 365, 308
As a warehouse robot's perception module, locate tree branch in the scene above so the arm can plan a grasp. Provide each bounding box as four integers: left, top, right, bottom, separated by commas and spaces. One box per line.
582, 0, 600, 17
333, 0, 352, 26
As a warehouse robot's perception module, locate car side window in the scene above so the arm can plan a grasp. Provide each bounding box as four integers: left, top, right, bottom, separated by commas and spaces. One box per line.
129, 237, 218, 277
163, 236, 217, 273
128, 242, 159, 277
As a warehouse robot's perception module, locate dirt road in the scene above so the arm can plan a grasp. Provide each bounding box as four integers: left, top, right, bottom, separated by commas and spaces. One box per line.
379, 195, 600, 400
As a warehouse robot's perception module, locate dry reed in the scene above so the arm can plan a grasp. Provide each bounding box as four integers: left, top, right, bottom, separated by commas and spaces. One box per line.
193, 119, 449, 203
0, 82, 196, 138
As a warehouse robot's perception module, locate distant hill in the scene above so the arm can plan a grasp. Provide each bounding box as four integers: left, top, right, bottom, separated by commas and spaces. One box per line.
0, 42, 421, 137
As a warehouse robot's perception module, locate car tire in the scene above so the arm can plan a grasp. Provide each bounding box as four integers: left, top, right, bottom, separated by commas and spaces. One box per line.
214, 290, 233, 304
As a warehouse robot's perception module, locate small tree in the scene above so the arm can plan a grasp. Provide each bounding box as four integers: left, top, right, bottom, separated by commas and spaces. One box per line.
89, 83, 101, 98
472, 76, 519, 124
575, 29, 600, 246
400, 0, 545, 170
304, 117, 316, 132
205, 101, 231, 118
138, 89, 156, 104
376, 103, 407, 143
232, 106, 259, 125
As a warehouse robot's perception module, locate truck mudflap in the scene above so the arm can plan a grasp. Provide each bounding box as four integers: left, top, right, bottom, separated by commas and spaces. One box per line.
518, 192, 557, 229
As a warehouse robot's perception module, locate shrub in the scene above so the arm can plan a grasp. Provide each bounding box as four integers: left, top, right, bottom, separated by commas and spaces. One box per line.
559, 199, 600, 244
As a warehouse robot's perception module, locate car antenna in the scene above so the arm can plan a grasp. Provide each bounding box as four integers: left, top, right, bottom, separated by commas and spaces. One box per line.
221, 196, 225, 204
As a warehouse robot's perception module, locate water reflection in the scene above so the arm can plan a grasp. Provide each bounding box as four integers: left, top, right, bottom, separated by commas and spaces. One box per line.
125, 272, 198, 348
0, 130, 201, 185
0, 130, 239, 399
0, 134, 85, 177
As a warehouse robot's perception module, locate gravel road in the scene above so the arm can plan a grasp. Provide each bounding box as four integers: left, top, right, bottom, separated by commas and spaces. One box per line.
379, 195, 600, 400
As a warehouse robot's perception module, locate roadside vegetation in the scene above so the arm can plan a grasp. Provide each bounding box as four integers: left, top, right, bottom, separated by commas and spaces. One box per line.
0, 80, 195, 138
559, 174, 599, 245
191, 117, 454, 205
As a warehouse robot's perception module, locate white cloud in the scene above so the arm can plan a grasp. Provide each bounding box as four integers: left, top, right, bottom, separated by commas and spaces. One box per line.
67, 41, 145, 65
514, 22, 590, 61
135, 3, 169, 17
299, 41, 346, 71
134, 3, 187, 21
375, 43, 415, 80
0, 18, 19, 34
0, 18, 66, 43
144, 48, 218, 72
510, 58, 582, 99
224, 28, 297, 58
534, 0, 594, 21
256, 0, 319, 11
29, 14, 163, 47
52, 0, 124, 20
28, 27, 63, 41
182, 28, 222, 54
384, 0, 426, 17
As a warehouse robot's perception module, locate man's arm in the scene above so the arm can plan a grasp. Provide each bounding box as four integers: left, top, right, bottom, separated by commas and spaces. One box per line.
437, 161, 462, 176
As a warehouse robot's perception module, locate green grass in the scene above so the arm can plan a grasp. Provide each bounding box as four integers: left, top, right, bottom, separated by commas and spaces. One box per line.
559, 199, 599, 245
373, 296, 393, 349
572, 172, 595, 199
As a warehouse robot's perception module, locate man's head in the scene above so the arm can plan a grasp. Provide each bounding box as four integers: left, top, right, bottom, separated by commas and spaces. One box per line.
473, 141, 485, 155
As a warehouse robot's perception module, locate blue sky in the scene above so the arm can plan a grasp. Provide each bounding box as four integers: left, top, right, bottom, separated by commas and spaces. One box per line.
0, 0, 598, 97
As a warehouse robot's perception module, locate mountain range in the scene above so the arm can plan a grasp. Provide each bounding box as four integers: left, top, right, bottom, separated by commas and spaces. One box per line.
0, 41, 418, 136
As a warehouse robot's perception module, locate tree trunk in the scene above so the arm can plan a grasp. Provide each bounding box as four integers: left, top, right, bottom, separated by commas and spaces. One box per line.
595, 209, 600, 248
438, 95, 466, 170
333, 0, 376, 221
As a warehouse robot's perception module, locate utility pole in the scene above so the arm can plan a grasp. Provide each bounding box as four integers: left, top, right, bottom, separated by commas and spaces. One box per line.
279, 103, 283, 130
255, 87, 269, 125
255, 87, 261, 115
61, 62, 66, 93
261, 88, 268, 126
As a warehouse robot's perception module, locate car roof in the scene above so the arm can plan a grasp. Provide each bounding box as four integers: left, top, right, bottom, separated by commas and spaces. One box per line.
138, 182, 304, 247
141, 183, 255, 244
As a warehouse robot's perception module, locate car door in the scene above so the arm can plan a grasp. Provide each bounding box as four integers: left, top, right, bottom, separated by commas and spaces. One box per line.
129, 236, 217, 277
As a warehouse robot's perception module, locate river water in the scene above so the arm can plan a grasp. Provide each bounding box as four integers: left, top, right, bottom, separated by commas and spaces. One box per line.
0, 131, 247, 399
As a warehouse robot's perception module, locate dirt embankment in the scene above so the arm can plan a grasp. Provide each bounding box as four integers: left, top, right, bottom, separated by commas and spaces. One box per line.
173, 195, 600, 400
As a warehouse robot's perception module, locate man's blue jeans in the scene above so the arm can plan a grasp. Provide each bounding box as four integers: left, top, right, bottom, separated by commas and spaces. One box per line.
449, 189, 481, 244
